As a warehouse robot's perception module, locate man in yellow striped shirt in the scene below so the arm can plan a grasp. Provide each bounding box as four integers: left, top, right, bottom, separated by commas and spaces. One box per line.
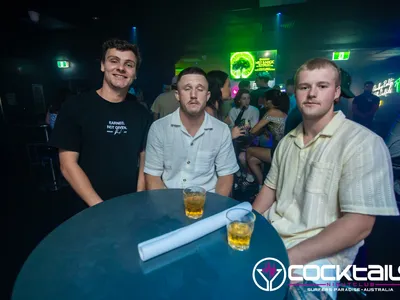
253, 58, 399, 300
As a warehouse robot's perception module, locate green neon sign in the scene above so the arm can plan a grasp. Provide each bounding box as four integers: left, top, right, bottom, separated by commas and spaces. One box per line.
332, 51, 350, 61
230, 52, 255, 79
57, 61, 70, 68
394, 78, 400, 93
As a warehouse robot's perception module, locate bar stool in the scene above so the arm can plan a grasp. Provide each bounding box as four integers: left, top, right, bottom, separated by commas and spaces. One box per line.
26, 124, 60, 191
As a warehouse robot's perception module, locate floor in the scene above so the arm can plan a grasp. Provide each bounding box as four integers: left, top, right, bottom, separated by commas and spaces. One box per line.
4, 124, 400, 300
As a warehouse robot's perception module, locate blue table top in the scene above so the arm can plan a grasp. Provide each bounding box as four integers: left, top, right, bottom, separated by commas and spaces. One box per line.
13, 189, 289, 300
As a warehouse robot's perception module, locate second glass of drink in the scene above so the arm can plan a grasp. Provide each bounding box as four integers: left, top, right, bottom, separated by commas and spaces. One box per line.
226, 208, 256, 251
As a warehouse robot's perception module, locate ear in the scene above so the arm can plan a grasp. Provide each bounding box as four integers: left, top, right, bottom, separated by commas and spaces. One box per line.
101, 61, 105, 72
334, 86, 341, 102
206, 91, 211, 102
175, 90, 180, 102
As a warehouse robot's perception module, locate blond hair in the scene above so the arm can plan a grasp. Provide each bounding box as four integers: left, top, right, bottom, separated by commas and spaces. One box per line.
295, 58, 341, 87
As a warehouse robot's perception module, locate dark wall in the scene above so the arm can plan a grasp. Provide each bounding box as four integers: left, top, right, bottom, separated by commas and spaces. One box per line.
1, 19, 187, 122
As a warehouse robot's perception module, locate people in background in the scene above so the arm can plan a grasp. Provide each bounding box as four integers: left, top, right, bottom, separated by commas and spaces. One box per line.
151, 76, 180, 121
238, 80, 251, 91
49, 39, 151, 207
144, 67, 239, 196
220, 79, 251, 120
205, 70, 231, 120
45, 88, 70, 129
286, 79, 296, 114
250, 71, 271, 109
244, 89, 289, 190
253, 58, 398, 300
352, 81, 380, 129
227, 89, 260, 172
273, 85, 281, 91
227, 89, 259, 130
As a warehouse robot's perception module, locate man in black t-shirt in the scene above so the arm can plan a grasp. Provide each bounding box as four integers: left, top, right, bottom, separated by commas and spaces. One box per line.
352, 81, 380, 129
49, 39, 151, 207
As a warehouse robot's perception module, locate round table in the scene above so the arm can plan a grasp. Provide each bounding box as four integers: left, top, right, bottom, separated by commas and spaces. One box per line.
12, 190, 289, 300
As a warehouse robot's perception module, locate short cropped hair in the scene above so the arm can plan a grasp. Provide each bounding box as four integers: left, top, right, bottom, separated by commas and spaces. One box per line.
101, 39, 141, 71
295, 58, 341, 87
176, 67, 208, 87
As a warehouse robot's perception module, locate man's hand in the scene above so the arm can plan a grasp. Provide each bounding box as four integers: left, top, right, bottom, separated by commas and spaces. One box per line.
59, 150, 103, 207
231, 126, 246, 139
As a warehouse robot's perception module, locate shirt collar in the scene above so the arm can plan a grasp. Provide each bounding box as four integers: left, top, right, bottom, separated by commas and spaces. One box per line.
290, 110, 346, 138
170, 108, 213, 130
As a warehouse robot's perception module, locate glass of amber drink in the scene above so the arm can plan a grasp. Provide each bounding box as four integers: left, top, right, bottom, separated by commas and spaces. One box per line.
183, 187, 206, 219
226, 208, 256, 251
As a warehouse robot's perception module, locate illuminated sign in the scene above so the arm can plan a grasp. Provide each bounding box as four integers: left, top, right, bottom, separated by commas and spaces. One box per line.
57, 61, 70, 68
332, 51, 350, 61
395, 78, 400, 93
373, 78, 398, 97
230, 50, 277, 80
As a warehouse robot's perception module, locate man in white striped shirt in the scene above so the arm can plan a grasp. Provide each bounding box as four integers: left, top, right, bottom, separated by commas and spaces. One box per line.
253, 58, 399, 300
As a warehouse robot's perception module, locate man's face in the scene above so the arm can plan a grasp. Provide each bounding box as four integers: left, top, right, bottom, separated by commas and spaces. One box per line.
175, 74, 210, 117
364, 83, 374, 93
295, 67, 340, 121
101, 48, 137, 90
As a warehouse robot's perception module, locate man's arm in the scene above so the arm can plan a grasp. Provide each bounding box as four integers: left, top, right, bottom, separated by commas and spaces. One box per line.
215, 174, 233, 196
137, 151, 146, 192
288, 213, 375, 266
214, 126, 239, 190
144, 122, 167, 190
145, 174, 167, 190
59, 150, 103, 207
252, 185, 276, 214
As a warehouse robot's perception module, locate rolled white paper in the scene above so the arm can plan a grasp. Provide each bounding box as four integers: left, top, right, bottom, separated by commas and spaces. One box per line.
138, 202, 252, 261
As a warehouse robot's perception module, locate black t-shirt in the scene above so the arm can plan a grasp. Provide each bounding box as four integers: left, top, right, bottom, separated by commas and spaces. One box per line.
353, 92, 380, 114
49, 91, 151, 200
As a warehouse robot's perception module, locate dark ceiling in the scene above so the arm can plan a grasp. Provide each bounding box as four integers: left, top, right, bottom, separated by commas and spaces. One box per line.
4, 0, 400, 60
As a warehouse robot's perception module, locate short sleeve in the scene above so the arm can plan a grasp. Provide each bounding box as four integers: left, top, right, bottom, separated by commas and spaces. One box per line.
48, 97, 81, 152
264, 140, 281, 189
144, 122, 165, 176
215, 125, 239, 176
339, 136, 399, 215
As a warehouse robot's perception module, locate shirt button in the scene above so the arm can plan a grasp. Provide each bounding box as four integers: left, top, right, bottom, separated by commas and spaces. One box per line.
187, 161, 190, 164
